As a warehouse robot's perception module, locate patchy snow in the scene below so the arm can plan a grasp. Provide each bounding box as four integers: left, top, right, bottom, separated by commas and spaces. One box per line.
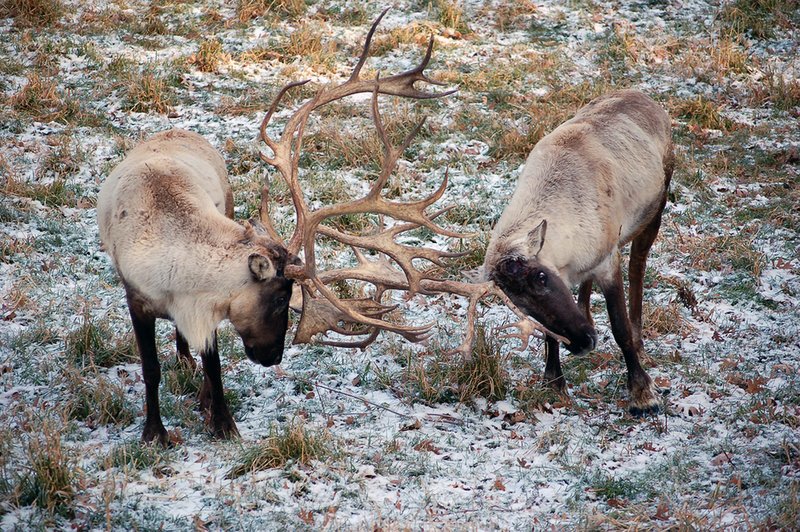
1, 0, 799, 529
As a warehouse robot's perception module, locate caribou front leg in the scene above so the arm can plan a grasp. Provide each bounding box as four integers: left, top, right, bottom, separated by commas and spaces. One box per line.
199, 333, 240, 439
543, 335, 567, 395
598, 262, 659, 417
127, 297, 170, 447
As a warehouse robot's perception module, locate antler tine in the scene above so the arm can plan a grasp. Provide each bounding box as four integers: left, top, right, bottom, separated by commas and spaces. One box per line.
259, 79, 311, 161
349, 7, 389, 82
378, 36, 458, 99
258, 185, 285, 245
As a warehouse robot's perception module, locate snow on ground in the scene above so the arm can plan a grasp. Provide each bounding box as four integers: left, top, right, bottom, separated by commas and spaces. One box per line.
1, 0, 798, 529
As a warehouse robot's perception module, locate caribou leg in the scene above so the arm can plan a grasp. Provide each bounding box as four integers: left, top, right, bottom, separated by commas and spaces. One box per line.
598, 262, 659, 417
578, 280, 594, 327
628, 206, 666, 353
199, 333, 240, 439
543, 335, 567, 394
127, 296, 169, 447
175, 329, 196, 368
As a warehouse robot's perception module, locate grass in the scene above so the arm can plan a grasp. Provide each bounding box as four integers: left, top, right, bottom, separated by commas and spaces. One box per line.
120, 69, 175, 114
236, 0, 306, 23
0, 0, 64, 27
10, 417, 82, 518
717, 0, 800, 39
62, 367, 137, 427
64, 311, 138, 368
226, 421, 333, 479
102, 441, 173, 472
188, 38, 229, 73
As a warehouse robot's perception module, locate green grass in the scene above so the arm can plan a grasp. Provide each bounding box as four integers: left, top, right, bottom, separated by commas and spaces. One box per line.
226, 421, 334, 479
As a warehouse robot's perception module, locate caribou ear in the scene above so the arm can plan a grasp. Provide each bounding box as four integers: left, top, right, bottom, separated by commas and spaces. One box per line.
248, 253, 275, 282
528, 219, 547, 256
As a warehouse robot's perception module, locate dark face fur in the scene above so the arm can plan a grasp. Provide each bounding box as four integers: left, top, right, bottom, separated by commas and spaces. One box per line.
230, 247, 300, 368
491, 256, 597, 355
234, 276, 294, 367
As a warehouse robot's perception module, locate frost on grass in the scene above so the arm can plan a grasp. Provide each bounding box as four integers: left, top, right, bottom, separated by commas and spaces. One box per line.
1, 0, 799, 529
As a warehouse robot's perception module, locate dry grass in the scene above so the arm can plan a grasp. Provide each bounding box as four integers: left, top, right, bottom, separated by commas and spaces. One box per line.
669, 94, 734, 132
750, 66, 800, 111
718, 0, 800, 39
275, 22, 337, 70
121, 70, 174, 114
226, 421, 333, 478
15, 417, 82, 517
236, 0, 305, 23
62, 367, 137, 428
0, 0, 64, 27
434, 0, 470, 35
8, 74, 82, 124
188, 38, 229, 73
642, 300, 695, 339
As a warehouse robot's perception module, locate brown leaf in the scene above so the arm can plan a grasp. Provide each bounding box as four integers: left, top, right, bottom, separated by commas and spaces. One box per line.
607, 498, 627, 508
493, 477, 506, 491
653, 501, 670, 520
414, 439, 441, 454
400, 419, 422, 431
298, 509, 314, 525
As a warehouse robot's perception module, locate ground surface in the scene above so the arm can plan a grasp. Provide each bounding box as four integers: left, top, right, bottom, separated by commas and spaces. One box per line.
1, 0, 799, 529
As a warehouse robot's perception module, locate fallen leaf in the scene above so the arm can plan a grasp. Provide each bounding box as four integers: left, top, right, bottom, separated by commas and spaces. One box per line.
400, 419, 422, 431
493, 477, 506, 491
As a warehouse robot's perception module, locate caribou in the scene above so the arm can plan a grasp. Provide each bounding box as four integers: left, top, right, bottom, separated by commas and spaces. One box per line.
97, 129, 296, 445
483, 89, 674, 416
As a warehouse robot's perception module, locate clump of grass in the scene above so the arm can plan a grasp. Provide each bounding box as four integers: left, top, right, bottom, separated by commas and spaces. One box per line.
718, 0, 800, 39
35, 133, 85, 181
162, 356, 203, 397
188, 38, 229, 73
0, 0, 64, 27
490, 0, 536, 31
670, 94, 734, 131
1, 174, 76, 207
276, 23, 337, 70
121, 70, 175, 114
226, 421, 333, 478
387, 325, 509, 405
236, 0, 306, 23
63, 367, 137, 427
64, 311, 138, 368
102, 441, 172, 471
456, 326, 508, 402
8, 73, 83, 123
684, 233, 765, 279
15, 418, 81, 517
370, 22, 440, 56
434, 0, 470, 35
642, 300, 694, 339
751, 67, 800, 111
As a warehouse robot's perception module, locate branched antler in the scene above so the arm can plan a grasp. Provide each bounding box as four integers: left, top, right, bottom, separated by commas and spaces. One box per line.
258, 9, 560, 353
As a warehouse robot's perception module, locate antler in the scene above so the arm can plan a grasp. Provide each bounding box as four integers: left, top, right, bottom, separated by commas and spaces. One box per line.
258, 9, 564, 353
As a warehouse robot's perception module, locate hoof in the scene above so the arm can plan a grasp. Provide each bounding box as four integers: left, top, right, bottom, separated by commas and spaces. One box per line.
543, 373, 568, 396
209, 412, 240, 440
628, 384, 661, 417
142, 424, 171, 448
629, 402, 660, 418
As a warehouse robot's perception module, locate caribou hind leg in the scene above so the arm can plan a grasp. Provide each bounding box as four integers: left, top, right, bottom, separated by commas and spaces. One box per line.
175, 330, 196, 368
628, 207, 665, 353
598, 260, 659, 417
578, 280, 594, 328
199, 333, 240, 439
127, 296, 170, 447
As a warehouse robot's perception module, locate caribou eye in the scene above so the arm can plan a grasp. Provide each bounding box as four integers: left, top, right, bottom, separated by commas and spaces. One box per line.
536, 271, 547, 286
275, 296, 288, 307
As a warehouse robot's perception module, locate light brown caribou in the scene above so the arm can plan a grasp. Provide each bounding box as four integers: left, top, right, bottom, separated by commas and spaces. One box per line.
483, 89, 674, 416
97, 129, 296, 445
